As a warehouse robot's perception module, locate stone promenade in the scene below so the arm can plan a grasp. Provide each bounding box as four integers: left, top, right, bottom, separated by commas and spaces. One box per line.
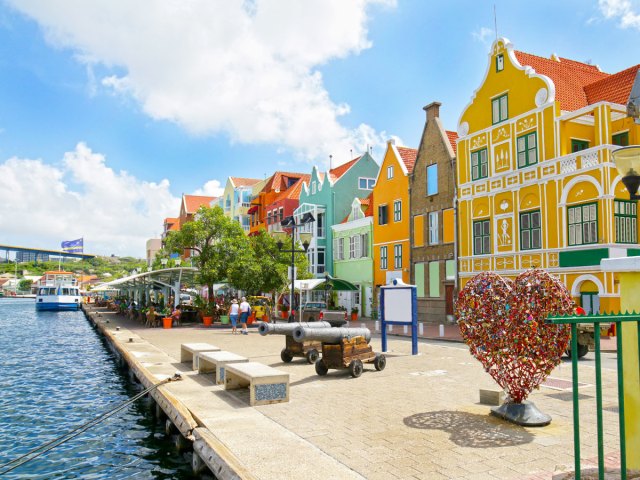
88, 307, 622, 480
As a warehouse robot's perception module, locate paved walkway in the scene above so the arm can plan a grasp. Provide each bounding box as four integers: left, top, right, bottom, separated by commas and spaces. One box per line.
89, 307, 623, 480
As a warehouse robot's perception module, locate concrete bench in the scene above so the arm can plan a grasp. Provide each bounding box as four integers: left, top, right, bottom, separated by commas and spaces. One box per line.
197, 351, 249, 384
225, 362, 290, 406
180, 343, 221, 370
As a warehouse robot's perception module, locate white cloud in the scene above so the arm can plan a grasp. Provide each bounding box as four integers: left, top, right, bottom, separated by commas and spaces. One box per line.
7, 0, 396, 166
193, 180, 225, 198
472, 26, 495, 45
599, 0, 640, 29
0, 143, 180, 257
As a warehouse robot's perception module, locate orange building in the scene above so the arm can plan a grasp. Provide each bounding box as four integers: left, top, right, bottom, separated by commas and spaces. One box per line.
372, 140, 417, 288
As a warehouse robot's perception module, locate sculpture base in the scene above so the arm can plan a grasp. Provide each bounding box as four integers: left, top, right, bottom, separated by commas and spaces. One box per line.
490, 400, 551, 427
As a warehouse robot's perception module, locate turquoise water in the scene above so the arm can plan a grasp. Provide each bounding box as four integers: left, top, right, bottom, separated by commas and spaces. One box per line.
0, 298, 201, 479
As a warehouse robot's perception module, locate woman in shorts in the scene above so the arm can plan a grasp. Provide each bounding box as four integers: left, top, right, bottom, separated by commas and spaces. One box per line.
228, 298, 240, 334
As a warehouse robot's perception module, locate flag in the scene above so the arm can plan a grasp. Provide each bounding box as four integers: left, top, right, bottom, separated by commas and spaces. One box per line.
61, 238, 83, 253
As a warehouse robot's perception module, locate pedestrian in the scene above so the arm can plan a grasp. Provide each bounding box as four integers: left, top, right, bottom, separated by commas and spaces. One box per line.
171, 304, 182, 327
229, 298, 240, 334
239, 296, 251, 335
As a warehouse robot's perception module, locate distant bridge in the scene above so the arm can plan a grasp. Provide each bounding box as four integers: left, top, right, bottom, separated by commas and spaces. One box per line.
0, 244, 96, 262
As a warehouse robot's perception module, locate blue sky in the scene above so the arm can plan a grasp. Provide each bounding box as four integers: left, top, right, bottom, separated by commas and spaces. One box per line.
0, 0, 638, 257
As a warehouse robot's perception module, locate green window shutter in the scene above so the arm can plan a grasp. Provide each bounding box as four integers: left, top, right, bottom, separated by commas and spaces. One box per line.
614, 199, 637, 244
429, 261, 440, 298
415, 263, 425, 298
445, 259, 456, 280
612, 132, 629, 146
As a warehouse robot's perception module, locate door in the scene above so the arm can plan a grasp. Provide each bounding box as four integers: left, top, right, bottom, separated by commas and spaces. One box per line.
580, 292, 600, 314
445, 285, 454, 317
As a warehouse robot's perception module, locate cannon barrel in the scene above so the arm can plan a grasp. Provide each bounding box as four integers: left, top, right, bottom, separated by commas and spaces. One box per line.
258, 321, 333, 336
292, 326, 371, 344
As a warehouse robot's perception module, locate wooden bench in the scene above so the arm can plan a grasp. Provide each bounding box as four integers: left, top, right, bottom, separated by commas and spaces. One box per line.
197, 351, 249, 385
224, 362, 290, 406
180, 343, 221, 370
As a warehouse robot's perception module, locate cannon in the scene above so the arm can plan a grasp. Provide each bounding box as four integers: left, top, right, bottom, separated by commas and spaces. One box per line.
257, 321, 332, 364
292, 326, 372, 344
293, 326, 385, 378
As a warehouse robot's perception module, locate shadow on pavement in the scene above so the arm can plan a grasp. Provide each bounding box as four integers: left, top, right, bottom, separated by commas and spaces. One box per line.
403, 410, 534, 448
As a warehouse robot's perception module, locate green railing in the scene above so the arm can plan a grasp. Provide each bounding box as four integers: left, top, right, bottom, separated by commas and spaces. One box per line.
546, 312, 640, 480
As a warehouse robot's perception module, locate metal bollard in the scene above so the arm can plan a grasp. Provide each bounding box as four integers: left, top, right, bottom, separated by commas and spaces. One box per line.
439, 324, 445, 337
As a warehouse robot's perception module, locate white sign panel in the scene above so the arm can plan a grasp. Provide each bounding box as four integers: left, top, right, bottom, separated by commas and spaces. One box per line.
382, 287, 412, 323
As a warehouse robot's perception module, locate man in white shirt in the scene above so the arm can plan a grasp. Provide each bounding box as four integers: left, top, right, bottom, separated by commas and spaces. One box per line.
239, 296, 251, 335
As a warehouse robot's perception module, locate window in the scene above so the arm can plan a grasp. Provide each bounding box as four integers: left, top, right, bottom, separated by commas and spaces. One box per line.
378, 205, 388, 225
613, 132, 629, 146
428, 211, 439, 245
311, 182, 317, 194
568, 202, 598, 246
393, 200, 402, 222
267, 211, 272, 225
317, 247, 325, 274
351, 204, 362, 220
517, 132, 538, 168
387, 165, 394, 179
360, 233, 369, 257
349, 236, 356, 259
520, 210, 541, 250
359, 177, 375, 190
615, 199, 637, 244
429, 261, 440, 297
496, 54, 504, 72
317, 212, 325, 238
471, 148, 488, 180
492, 94, 508, 124
380, 246, 388, 269
427, 164, 438, 195
571, 139, 589, 152
354, 234, 361, 258
334, 237, 345, 260
394, 244, 402, 269
473, 220, 491, 255
279, 207, 284, 221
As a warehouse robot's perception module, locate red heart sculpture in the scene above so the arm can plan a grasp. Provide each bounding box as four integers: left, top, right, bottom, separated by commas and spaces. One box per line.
455, 269, 573, 403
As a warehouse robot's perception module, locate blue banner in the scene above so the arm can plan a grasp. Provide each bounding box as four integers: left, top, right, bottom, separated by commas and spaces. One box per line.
61, 238, 83, 253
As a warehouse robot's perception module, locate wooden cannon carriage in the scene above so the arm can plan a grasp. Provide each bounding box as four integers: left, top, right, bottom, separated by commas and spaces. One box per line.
292, 326, 386, 377
258, 321, 332, 364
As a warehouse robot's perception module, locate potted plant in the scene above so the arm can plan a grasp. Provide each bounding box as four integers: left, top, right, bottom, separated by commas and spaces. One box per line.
194, 295, 214, 326
351, 306, 359, 321
279, 304, 289, 319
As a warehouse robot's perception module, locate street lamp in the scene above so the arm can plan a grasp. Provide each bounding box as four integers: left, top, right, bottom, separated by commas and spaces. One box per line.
612, 146, 640, 200
175, 258, 182, 267
276, 212, 315, 322
160, 258, 168, 268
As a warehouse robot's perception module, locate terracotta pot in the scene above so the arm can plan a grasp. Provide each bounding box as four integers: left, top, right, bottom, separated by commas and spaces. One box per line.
203, 316, 213, 326
351, 312, 358, 321
281, 311, 288, 319
162, 317, 172, 329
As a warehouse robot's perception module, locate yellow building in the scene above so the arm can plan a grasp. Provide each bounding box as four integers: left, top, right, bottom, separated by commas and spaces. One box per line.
456, 38, 640, 312
372, 140, 417, 288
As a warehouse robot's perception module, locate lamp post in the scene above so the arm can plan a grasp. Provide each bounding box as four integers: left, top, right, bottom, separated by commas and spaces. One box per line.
160, 258, 168, 269
612, 146, 640, 200
276, 212, 315, 322
175, 258, 182, 267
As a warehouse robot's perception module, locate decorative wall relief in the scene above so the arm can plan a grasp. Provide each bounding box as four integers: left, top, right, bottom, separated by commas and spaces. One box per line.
471, 134, 487, 150
517, 116, 536, 132
494, 143, 511, 172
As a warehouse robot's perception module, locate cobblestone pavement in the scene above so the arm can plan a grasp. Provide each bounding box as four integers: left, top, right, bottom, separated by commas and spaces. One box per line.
114, 314, 621, 480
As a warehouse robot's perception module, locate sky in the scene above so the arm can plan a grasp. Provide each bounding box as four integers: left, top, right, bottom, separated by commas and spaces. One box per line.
1, 0, 639, 257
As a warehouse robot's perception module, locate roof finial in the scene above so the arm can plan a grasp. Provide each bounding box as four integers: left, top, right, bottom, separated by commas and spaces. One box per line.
494, 4, 498, 41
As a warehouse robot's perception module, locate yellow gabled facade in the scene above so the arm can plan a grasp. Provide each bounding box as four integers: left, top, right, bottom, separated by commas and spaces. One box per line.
456, 37, 640, 313
372, 140, 416, 287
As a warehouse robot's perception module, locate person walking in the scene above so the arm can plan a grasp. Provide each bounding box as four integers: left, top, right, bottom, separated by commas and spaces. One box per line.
229, 298, 240, 334
239, 296, 251, 335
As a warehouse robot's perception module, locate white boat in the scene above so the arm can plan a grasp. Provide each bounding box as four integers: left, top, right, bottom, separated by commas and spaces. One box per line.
35, 271, 81, 311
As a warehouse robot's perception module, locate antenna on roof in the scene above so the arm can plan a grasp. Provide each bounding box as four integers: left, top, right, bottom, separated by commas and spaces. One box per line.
493, 4, 498, 41
329, 154, 333, 170
350, 149, 353, 159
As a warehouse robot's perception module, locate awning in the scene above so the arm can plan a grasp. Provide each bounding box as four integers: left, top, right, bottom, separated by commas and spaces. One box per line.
247, 205, 259, 214
289, 275, 358, 292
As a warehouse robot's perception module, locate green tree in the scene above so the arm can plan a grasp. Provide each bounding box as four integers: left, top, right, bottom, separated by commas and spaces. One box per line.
164, 206, 251, 298
18, 279, 33, 292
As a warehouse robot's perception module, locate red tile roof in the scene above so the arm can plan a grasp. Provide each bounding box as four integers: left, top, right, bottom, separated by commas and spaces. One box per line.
446, 131, 458, 155
396, 146, 418, 174
513, 51, 638, 111
363, 193, 374, 217
264, 171, 309, 192
230, 177, 261, 188
273, 174, 311, 202
184, 195, 215, 214
585, 64, 640, 106
328, 156, 360, 182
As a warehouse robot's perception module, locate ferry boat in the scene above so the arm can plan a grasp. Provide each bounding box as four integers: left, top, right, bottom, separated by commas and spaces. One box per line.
35, 271, 81, 311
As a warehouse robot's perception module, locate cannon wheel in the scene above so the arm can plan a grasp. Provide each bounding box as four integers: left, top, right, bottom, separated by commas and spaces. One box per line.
315, 359, 328, 376
280, 349, 293, 363
306, 348, 319, 364
349, 359, 363, 378
374, 354, 386, 371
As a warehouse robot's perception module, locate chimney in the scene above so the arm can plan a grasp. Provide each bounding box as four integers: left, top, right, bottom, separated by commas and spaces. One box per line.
387, 138, 396, 146
423, 101, 442, 121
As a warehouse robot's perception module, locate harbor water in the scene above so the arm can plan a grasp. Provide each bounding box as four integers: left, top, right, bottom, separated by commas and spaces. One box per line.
0, 298, 199, 479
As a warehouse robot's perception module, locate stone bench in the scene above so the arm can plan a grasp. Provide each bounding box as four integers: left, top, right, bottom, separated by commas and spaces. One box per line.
197, 351, 249, 385
225, 362, 290, 406
180, 343, 221, 370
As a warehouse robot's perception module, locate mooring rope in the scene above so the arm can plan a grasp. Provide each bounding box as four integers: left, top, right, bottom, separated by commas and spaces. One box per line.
0, 373, 182, 475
